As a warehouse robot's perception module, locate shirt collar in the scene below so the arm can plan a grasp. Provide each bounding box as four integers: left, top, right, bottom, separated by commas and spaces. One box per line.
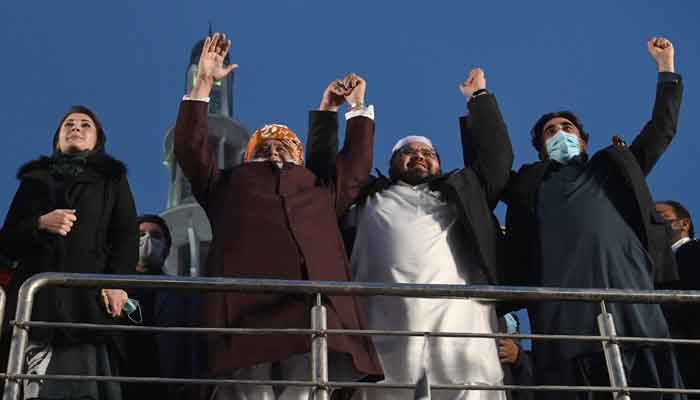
672, 237, 692, 253
397, 180, 430, 190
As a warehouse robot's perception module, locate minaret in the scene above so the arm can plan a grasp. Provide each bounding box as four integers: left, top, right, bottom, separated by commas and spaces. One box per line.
160, 31, 250, 276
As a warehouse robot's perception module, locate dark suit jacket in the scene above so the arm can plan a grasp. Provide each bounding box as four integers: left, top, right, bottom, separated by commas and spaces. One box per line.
663, 239, 700, 389
174, 101, 382, 378
503, 73, 683, 289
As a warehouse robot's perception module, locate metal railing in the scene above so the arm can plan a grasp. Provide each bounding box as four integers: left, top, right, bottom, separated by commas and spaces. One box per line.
0, 287, 5, 343
3, 272, 700, 400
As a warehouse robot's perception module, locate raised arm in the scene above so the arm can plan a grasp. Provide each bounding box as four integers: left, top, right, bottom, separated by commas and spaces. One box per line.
628, 36, 683, 176
305, 80, 346, 182
174, 33, 238, 206
458, 68, 514, 209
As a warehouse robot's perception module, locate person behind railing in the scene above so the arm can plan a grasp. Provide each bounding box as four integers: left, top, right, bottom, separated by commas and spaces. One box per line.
656, 201, 700, 396
122, 214, 172, 400
502, 37, 685, 399
0, 105, 139, 399
174, 32, 383, 399
498, 313, 533, 400
307, 68, 514, 399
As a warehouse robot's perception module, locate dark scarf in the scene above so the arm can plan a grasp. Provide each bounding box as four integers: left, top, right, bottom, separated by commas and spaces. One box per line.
48, 150, 93, 177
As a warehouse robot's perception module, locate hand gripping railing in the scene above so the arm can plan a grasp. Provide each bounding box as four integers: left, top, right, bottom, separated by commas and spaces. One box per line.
4, 272, 700, 400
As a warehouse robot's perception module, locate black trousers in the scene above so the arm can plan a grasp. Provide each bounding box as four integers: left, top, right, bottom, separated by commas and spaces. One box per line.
535, 346, 686, 400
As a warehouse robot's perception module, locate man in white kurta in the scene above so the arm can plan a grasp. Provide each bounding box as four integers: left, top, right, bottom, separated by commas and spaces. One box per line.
348, 133, 505, 399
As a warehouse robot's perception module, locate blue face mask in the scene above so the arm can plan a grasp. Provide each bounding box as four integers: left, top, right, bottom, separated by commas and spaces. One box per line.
123, 298, 142, 324
545, 131, 582, 164
504, 313, 518, 334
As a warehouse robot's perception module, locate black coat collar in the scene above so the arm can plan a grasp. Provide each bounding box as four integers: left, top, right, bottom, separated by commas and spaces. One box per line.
17, 153, 127, 183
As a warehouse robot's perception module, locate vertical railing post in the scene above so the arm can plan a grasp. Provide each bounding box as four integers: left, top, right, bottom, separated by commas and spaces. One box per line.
597, 301, 631, 400
311, 293, 329, 400
3, 279, 41, 400
0, 288, 6, 343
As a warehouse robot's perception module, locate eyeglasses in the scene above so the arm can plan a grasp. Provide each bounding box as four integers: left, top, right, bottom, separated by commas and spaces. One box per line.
398, 148, 437, 159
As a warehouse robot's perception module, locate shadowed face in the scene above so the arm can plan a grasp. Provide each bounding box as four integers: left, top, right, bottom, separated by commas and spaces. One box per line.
137, 222, 167, 273
56, 113, 98, 153
253, 139, 298, 164
655, 203, 690, 243
389, 142, 441, 185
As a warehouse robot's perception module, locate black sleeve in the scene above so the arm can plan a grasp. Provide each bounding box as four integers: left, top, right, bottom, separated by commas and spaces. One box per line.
511, 348, 534, 386
306, 110, 340, 184
106, 176, 139, 275
628, 72, 683, 176
459, 93, 514, 209
0, 181, 51, 259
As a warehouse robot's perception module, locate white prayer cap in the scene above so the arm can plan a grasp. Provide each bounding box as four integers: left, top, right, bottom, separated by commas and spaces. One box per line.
391, 135, 435, 154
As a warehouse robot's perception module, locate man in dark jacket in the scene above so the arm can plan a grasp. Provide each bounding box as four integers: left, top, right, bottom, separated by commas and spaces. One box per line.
123, 214, 172, 400
656, 200, 700, 396
503, 37, 684, 399
308, 68, 513, 399
175, 33, 382, 399
499, 313, 533, 400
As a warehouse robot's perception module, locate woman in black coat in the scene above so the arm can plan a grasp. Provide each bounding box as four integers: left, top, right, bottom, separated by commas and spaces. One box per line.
0, 105, 138, 400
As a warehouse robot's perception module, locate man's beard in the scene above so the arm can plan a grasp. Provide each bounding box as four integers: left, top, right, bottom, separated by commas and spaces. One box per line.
393, 169, 437, 186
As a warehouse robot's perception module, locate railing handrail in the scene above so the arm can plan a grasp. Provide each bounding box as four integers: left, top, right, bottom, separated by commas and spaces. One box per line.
14, 272, 700, 303
5, 272, 700, 400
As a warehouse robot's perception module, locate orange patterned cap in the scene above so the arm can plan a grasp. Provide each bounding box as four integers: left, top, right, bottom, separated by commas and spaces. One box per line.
244, 124, 304, 166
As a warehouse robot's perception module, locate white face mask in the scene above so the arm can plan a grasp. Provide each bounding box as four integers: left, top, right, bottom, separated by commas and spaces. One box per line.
545, 131, 582, 164
138, 232, 166, 266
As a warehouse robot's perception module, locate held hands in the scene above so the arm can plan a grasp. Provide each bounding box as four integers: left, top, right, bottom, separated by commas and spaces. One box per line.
319, 79, 347, 112
344, 73, 366, 108
190, 32, 238, 99
459, 68, 486, 99
319, 73, 366, 112
101, 289, 128, 318
38, 209, 77, 236
647, 36, 674, 73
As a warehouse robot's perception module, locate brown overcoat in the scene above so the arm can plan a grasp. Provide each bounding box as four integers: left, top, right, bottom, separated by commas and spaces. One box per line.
174, 101, 382, 378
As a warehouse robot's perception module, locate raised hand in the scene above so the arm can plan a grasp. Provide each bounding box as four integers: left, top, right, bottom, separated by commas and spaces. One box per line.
319, 79, 348, 112
190, 32, 238, 98
38, 209, 77, 236
343, 73, 366, 108
647, 36, 675, 73
459, 68, 486, 99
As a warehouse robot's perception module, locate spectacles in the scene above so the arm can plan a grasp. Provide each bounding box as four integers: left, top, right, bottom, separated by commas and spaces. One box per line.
398, 148, 437, 159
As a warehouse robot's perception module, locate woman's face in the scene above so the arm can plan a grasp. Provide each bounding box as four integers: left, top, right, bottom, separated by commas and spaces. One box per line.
57, 113, 98, 153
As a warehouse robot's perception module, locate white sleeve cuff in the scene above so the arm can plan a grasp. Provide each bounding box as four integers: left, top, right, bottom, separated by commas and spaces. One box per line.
345, 104, 375, 121
182, 95, 210, 103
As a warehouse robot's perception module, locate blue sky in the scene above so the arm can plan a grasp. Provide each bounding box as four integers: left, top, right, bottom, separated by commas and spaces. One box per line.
1, 0, 699, 228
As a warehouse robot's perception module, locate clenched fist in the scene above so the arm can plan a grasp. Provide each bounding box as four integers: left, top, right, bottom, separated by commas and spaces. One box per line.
498, 338, 520, 364
647, 36, 675, 73
459, 68, 486, 99
38, 209, 77, 236
319, 79, 348, 112
343, 73, 366, 108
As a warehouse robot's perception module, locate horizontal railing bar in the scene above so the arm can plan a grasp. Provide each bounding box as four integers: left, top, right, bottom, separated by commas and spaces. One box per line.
14, 321, 315, 335
16, 321, 700, 346
20, 272, 700, 304
1, 374, 699, 394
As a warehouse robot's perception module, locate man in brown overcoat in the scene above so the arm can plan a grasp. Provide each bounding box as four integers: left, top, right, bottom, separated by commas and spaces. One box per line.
174, 32, 382, 399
